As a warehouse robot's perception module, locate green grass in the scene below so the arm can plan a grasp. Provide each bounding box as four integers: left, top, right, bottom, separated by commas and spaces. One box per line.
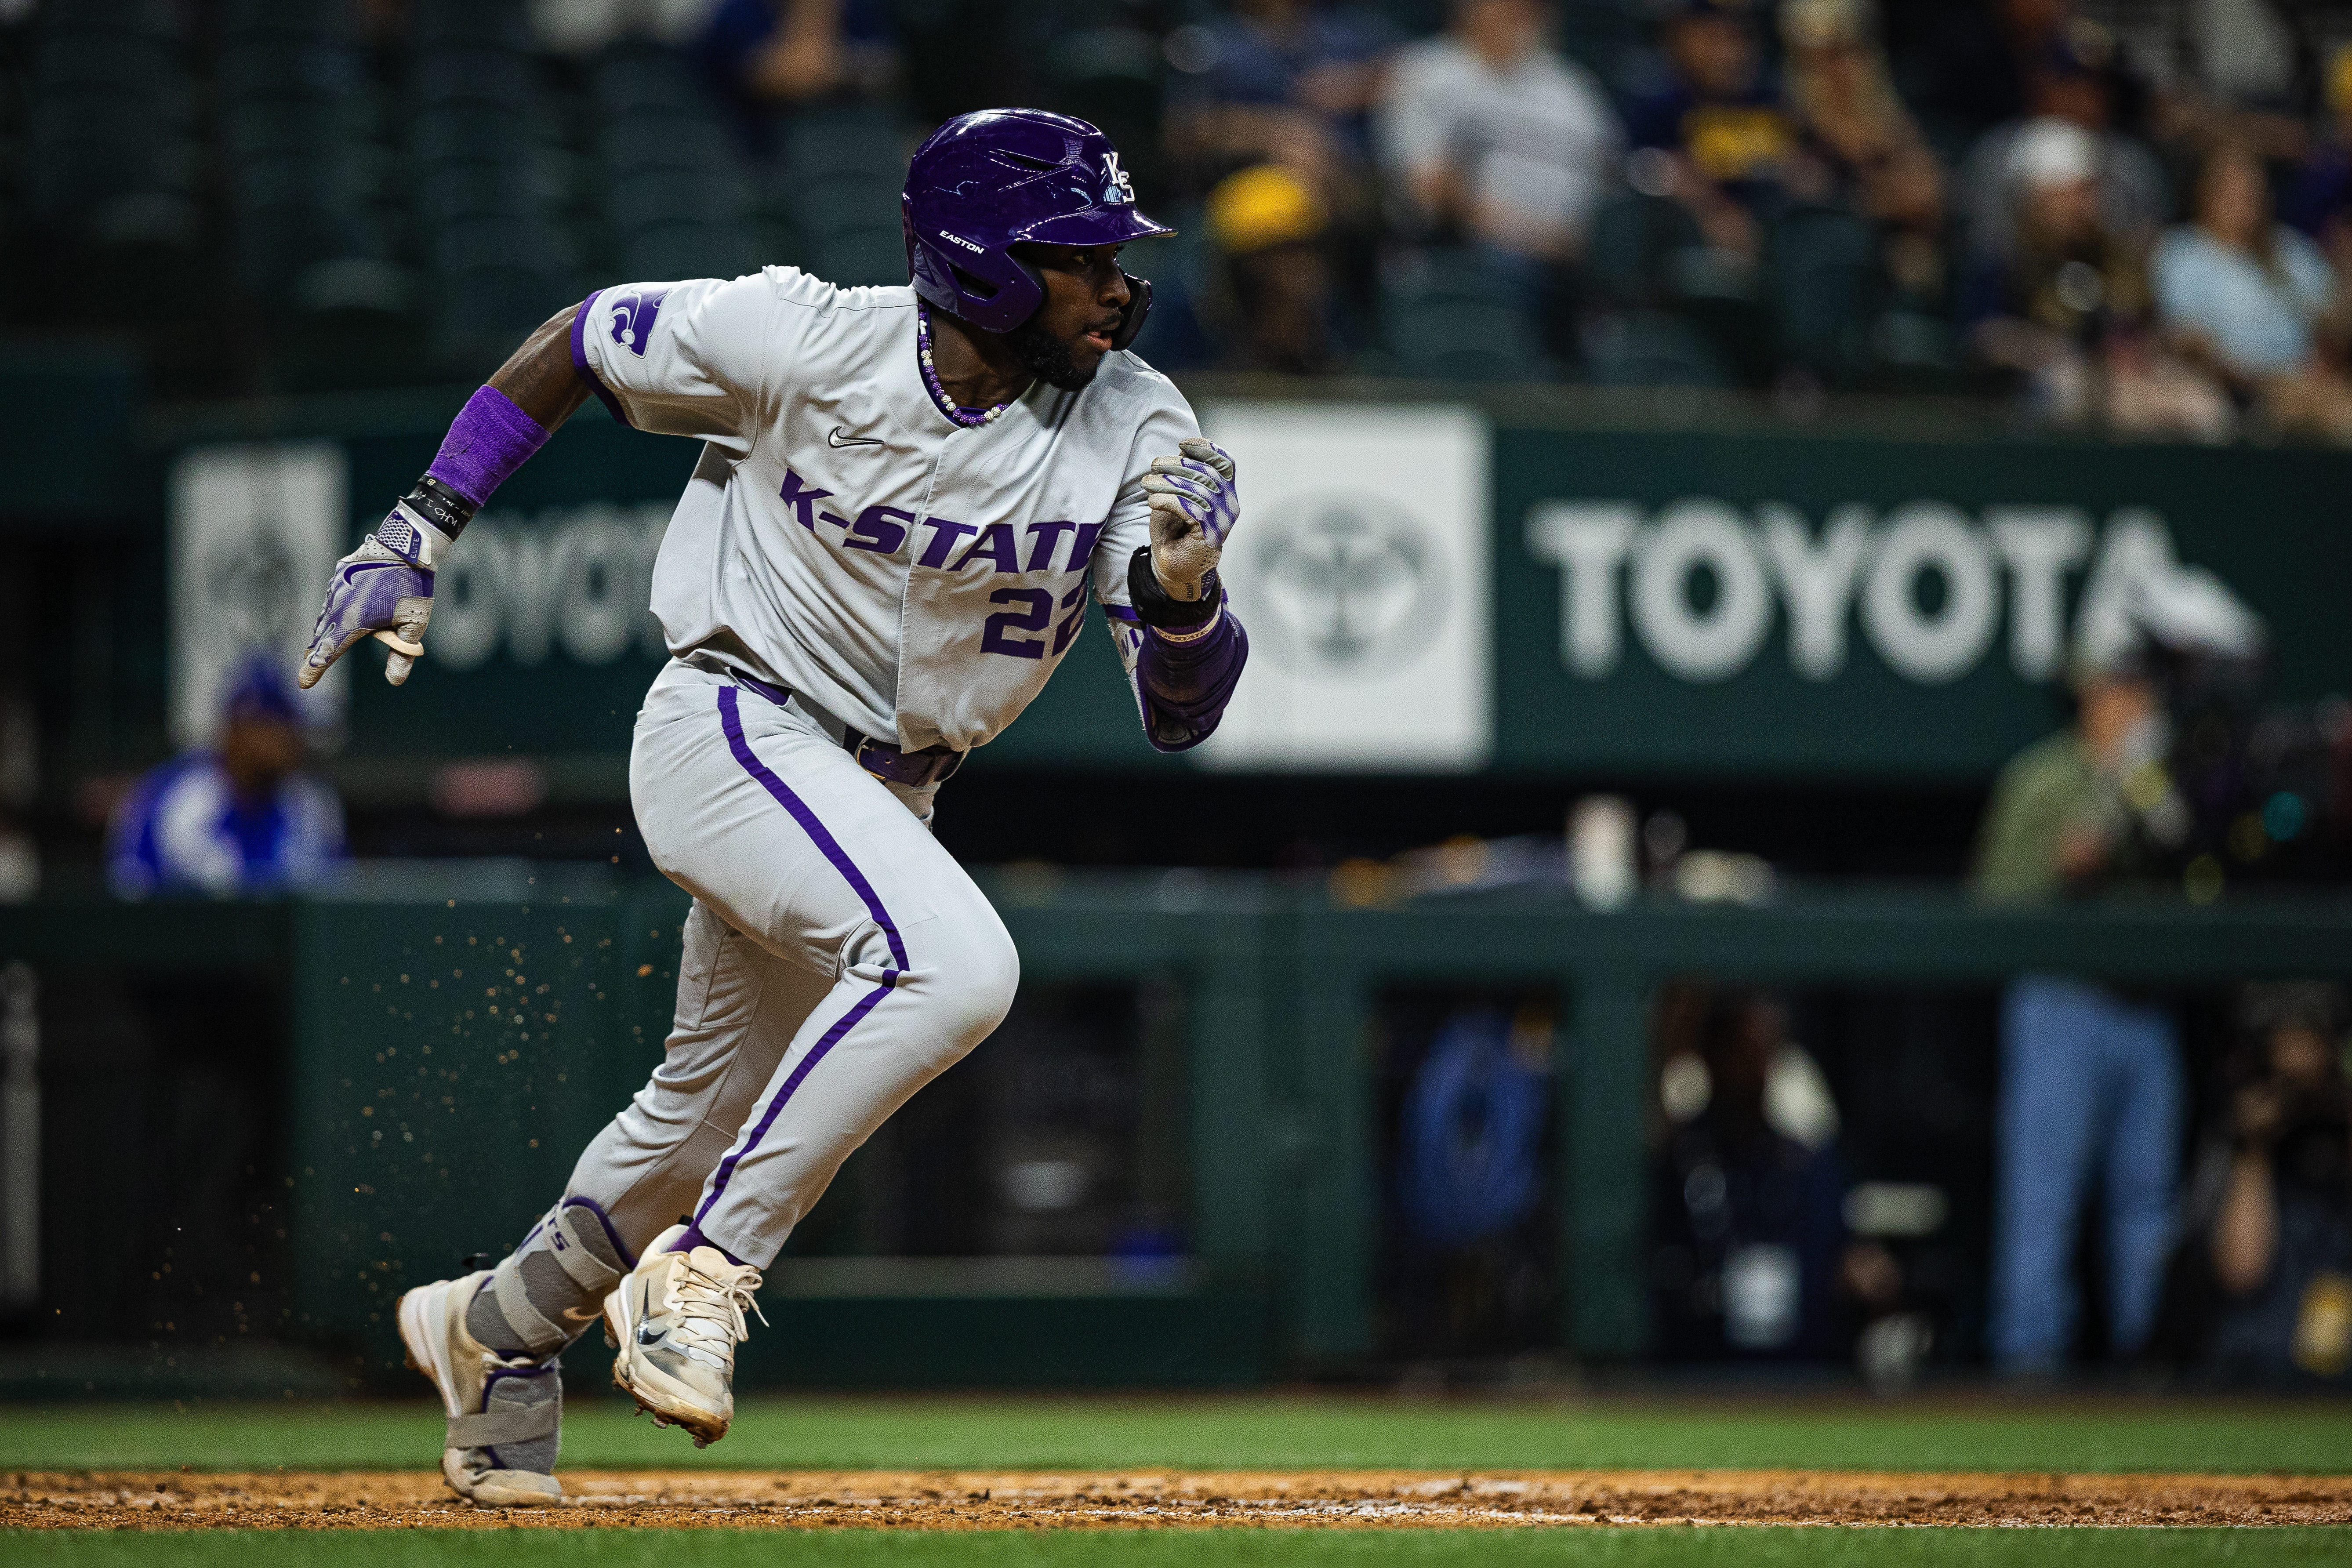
1, 1395, 2349, 1474
6, 1531, 2352, 1568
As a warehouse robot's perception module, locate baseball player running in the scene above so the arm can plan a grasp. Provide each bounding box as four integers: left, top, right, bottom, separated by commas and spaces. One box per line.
297, 109, 1245, 1506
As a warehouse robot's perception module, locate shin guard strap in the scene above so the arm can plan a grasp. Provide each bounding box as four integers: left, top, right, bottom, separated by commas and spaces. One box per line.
490, 1257, 563, 1350
447, 1404, 559, 1449
550, 1203, 627, 1292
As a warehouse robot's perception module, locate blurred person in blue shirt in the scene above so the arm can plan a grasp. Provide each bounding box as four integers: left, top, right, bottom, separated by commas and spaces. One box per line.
1619, 0, 1794, 259
693, 0, 899, 149
2157, 140, 2352, 442
1166, 0, 1401, 200
108, 659, 345, 900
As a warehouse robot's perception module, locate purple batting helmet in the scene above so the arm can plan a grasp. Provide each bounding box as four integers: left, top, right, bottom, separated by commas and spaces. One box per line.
902, 108, 1174, 342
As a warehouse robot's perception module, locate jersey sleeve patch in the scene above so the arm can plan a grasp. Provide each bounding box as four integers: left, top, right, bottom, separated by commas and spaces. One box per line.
570, 289, 632, 427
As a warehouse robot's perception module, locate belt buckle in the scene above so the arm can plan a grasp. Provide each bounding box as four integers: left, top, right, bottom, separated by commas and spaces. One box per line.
854, 736, 961, 788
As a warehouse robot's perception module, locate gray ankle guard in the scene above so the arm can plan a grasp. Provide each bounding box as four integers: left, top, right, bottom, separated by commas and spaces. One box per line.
450, 1358, 561, 1475
468, 1198, 628, 1357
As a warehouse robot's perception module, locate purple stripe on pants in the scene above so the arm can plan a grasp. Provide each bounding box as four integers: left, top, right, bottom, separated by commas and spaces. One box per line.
692, 685, 910, 1225
716, 686, 910, 970
691, 975, 895, 1228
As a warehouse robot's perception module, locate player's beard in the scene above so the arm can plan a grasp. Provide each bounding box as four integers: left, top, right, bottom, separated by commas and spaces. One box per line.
1008, 319, 1103, 393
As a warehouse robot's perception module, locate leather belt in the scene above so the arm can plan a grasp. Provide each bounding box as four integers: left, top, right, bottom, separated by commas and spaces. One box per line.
732, 673, 965, 789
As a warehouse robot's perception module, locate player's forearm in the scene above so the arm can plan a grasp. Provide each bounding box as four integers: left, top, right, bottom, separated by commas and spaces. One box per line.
383, 308, 584, 567
489, 307, 595, 432
1136, 612, 1247, 750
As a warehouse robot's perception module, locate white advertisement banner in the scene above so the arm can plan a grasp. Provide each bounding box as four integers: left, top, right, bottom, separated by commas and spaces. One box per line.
1197, 402, 1492, 771
170, 443, 350, 746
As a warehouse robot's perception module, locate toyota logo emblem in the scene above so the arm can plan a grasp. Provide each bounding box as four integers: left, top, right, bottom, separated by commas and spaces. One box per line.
1245, 493, 1446, 677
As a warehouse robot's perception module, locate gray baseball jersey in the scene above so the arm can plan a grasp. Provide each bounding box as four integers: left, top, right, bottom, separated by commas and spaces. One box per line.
574, 267, 1198, 750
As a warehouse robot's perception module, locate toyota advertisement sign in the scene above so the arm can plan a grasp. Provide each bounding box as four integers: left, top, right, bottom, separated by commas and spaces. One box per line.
167, 399, 2346, 781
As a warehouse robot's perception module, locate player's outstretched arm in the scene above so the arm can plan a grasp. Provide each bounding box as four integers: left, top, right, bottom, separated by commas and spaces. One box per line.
297, 305, 589, 689
1121, 438, 1249, 751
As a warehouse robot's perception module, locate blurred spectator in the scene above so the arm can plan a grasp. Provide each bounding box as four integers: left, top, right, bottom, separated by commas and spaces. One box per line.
1651, 988, 1882, 1361
2284, 47, 2352, 272
1204, 163, 1337, 373
1619, 0, 1792, 258
2195, 984, 2352, 1383
2159, 141, 2352, 444
530, 0, 730, 54
1376, 0, 1622, 265
1897, 0, 2152, 158
1958, 38, 2169, 269
694, 0, 898, 111
1390, 1001, 1556, 1359
106, 660, 345, 900
2159, 0, 2312, 163
1778, 0, 1947, 303
1964, 119, 2229, 438
1166, 0, 1401, 205
1974, 650, 2183, 1375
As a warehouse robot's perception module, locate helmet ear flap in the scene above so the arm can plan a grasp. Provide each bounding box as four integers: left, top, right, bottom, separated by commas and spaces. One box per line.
907, 229, 1046, 332
1108, 271, 1153, 352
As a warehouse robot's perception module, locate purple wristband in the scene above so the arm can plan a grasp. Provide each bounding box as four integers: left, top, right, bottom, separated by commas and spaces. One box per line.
1137, 608, 1247, 751
425, 385, 550, 508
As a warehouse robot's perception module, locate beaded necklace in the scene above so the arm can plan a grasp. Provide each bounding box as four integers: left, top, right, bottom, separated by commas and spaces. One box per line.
915, 305, 1016, 428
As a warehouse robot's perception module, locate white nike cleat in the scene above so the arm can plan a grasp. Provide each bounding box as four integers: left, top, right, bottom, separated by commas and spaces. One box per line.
602, 1223, 766, 1447
397, 1271, 564, 1506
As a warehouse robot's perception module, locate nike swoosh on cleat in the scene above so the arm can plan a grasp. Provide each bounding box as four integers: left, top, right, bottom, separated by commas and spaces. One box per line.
560, 1305, 601, 1322
828, 427, 883, 448
637, 1326, 666, 1347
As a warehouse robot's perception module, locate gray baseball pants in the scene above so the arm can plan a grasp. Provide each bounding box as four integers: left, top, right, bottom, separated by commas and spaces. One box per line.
552, 658, 1017, 1270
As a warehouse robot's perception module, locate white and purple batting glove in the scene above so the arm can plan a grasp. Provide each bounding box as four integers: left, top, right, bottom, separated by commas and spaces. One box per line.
1140, 437, 1238, 599
298, 520, 434, 689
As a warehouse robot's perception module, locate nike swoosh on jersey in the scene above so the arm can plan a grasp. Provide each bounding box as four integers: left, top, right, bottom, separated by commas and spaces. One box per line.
828, 427, 884, 448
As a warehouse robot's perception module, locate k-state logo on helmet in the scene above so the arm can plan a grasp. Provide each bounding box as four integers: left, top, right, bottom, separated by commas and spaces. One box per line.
1102, 152, 1133, 206
608, 287, 670, 356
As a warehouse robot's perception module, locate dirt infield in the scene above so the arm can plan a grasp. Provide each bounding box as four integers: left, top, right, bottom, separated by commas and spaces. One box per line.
5, 1469, 2351, 1530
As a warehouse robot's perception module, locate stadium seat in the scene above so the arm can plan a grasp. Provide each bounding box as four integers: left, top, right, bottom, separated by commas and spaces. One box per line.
784, 105, 915, 179
411, 105, 566, 169
1580, 309, 1735, 387
411, 0, 536, 53
1384, 297, 1552, 383
36, 0, 187, 44
416, 156, 570, 235
414, 46, 541, 112
623, 222, 767, 283
35, 31, 183, 100
1763, 203, 1885, 382
1556, 0, 1650, 90
217, 37, 373, 106
818, 224, 913, 289
595, 111, 737, 182
1387, 246, 1529, 310
585, 42, 708, 121
428, 211, 580, 368
792, 169, 907, 241
223, 0, 359, 42
25, 0, 204, 301
225, 96, 385, 167
611, 163, 755, 231
1583, 190, 1706, 308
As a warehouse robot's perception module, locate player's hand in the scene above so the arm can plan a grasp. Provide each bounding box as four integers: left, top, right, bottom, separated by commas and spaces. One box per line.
1141, 438, 1237, 601
298, 532, 434, 689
